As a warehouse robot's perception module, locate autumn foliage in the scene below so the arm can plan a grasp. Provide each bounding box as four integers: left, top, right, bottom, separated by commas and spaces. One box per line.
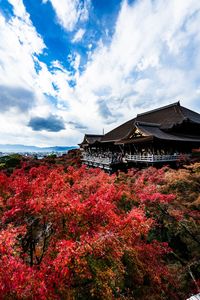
0, 156, 199, 299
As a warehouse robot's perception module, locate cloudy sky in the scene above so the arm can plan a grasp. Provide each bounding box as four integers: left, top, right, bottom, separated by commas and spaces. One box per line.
0, 0, 200, 146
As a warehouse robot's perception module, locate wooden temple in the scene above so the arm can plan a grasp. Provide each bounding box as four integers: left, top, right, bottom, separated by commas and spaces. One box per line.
79, 102, 200, 171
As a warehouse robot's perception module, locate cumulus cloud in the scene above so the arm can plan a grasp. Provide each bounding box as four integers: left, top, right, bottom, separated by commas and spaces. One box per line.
28, 114, 65, 132
0, 1, 45, 96
33, 0, 200, 139
1, 0, 200, 147
0, 85, 35, 112
0, 0, 67, 145
44, 0, 90, 31
67, 0, 200, 133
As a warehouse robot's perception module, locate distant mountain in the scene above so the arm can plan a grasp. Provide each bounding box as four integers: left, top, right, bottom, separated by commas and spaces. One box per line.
0, 144, 78, 153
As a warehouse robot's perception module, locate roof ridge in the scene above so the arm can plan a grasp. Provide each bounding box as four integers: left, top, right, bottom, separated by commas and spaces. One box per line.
136, 121, 161, 127
103, 118, 135, 137
137, 101, 180, 117
180, 105, 200, 116
177, 105, 188, 120
85, 134, 103, 137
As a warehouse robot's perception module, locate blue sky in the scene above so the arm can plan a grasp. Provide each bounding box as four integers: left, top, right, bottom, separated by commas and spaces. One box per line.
0, 0, 200, 146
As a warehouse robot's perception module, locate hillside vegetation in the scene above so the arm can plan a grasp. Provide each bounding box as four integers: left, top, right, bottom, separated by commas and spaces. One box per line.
0, 151, 199, 299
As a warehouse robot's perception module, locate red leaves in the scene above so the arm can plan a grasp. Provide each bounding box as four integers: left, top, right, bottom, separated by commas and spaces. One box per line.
0, 225, 25, 255
138, 191, 175, 204
0, 164, 178, 298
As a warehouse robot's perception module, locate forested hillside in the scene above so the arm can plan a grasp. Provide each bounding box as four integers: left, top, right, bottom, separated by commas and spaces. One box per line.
0, 151, 199, 299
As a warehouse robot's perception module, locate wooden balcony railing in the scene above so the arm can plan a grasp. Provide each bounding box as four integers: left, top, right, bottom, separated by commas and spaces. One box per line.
126, 154, 187, 162
81, 153, 191, 168
81, 155, 112, 170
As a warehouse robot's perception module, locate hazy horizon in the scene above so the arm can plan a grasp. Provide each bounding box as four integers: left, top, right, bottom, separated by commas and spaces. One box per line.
0, 144, 77, 151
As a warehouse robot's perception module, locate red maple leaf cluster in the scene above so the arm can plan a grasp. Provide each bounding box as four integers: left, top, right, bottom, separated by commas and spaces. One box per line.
0, 161, 199, 299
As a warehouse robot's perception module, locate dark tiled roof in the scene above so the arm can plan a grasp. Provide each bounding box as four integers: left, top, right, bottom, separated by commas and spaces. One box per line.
119, 121, 200, 144
102, 102, 200, 142
136, 123, 200, 142
137, 102, 184, 129
101, 118, 135, 142
79, 134, 103, 145
179, 106, 200, 124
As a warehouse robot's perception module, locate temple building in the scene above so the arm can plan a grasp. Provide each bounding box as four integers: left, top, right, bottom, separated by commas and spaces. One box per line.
79, 102, 200, 171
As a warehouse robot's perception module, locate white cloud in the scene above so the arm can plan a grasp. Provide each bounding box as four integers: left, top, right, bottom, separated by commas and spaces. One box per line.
72, 28, 85, 43
0, 0, 76, 146
1, 0, 200, 147
66, 0, 200, 133
31, 0, 200, 138
0, 4, 45, 87
44, 0, 90, 31
7, 0, 27, 19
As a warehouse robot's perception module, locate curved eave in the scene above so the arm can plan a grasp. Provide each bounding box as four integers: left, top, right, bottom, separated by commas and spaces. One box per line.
116, 135, 200, 145
100, 139, 121, 144
115, 136, 154, 145
161, 118, 200, 131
